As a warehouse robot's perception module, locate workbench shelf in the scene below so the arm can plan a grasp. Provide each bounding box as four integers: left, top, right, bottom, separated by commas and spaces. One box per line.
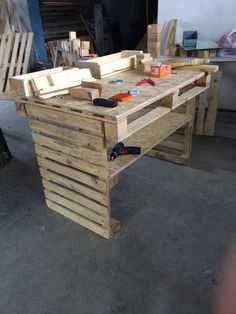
108, 112, 192, 178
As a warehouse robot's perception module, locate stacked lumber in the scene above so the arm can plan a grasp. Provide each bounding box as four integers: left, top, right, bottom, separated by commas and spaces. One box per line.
179, 47, 218, 58
0, 32, 34, 92
147, 24, 162, 57
47, 33, 93, 65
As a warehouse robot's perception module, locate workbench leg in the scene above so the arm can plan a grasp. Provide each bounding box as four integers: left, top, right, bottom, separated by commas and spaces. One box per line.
25, 105, 121, 239
146, 98, 195, 165
204, 71, 222, 136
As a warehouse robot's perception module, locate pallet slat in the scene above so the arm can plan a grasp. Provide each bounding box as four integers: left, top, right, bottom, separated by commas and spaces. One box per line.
32, 132, 107, 166
35, 144, 107, 179
26, 104, 103, 136
45, 190, 107, 225
42, 179, 108, 215
30, 118, 104, 151
39, 167, 108, 206
46, 199, 111, 239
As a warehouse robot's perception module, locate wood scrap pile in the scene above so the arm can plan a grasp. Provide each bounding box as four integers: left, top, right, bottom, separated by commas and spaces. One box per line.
47, 32, 94, 66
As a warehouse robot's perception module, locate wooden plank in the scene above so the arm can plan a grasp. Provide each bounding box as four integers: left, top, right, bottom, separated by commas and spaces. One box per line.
44, 190, 107, 225
22, 32, 34, 74
35, 144, 107, 179
0, 34, 7, 68
127, 106, 170, 138
204, 71, 222, 136
42, 179, 108, 216
94, 3, 104, 55
32, 132, 106, 166
38, 157, 106, 193
147, 149, 189, 166
5, 33, 21, 91
174, 86, 208, 109
195, 90, 208, 135
26, 104, 103, 136
176, 64, 219, 73
15, 33, 27, 76
108, 112, 192, 177
0, 34, 13, 91
40, 167, 108, 206
46, 199, 111, 239
29, 118, 104, 151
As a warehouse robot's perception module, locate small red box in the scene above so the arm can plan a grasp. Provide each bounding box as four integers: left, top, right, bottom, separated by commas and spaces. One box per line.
150, 63, 171, 78
110, 93, 132, 102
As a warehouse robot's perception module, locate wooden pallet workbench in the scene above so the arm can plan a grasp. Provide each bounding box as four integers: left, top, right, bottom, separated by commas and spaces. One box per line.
11, 69, 209, 238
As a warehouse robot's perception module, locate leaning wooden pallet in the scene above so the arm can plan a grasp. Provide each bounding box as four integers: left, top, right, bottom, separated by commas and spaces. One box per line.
0, 32, 33, 92
10, 68, 209, 238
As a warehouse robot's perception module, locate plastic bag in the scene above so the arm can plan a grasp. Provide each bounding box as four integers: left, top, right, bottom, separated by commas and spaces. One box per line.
218, 28, 236, 49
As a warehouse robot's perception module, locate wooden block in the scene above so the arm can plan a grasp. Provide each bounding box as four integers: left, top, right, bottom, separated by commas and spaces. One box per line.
81, 81, 102, 96
81, 41, 90, 50
31, 76, 51, 94
147, 24, 162, 34
148, 33, 161, 42
69, 87, 99, 101
197, 50, 209, 58
69, 31, 77, 41
72, 39, 81, 53
148, 42, 161, 50
209, 49, 217, 57
80, 49, 90, 57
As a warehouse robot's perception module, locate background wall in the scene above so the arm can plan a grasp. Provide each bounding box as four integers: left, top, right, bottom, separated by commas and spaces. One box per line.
158, 0, 236, 110
158, 0, 236, 42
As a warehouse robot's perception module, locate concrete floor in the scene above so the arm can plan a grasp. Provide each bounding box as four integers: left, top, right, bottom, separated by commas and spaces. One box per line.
0, 101, 236, 314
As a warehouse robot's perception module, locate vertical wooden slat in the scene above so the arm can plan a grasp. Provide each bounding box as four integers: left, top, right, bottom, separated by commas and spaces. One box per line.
195, 90, 208, 135
0, 34, 13, 91
0, 34, 7, 68
15, 33, 27, 76
204, 71, 222, 136
22, 32, 34, 74
5, 32, 21, 91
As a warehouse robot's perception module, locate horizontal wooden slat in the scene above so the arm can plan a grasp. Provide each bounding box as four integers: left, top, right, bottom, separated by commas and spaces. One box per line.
35, 144, 107, 179
127, 106, 170, 138
38, 157, 106, 193
26, 104, 103, 135
159, 139, 184, 151
46, 199, 111, 239
45, 190, 106, 225
40, 168, 108, 206
32, 132, 107, 166
108, 112, 192, 178
174, 86, 209, 109
42, 179, 108, 215
29, 118, 104, 151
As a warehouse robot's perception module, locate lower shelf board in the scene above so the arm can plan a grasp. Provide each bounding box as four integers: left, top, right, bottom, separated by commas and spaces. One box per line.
108, 112, 192, 178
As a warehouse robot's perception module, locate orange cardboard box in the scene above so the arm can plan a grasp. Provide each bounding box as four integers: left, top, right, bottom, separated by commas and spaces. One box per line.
150, 63, 171, 78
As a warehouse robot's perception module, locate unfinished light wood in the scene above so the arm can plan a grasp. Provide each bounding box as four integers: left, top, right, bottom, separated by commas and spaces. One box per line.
204, 71, 222, 135
0, 32, 33, 92
108, 112, 192, 178
76, 50, 143, 78
11, 68, 210, 239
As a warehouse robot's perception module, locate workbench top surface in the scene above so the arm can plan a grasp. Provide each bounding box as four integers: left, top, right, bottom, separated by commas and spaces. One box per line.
26, 70, 204, 121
